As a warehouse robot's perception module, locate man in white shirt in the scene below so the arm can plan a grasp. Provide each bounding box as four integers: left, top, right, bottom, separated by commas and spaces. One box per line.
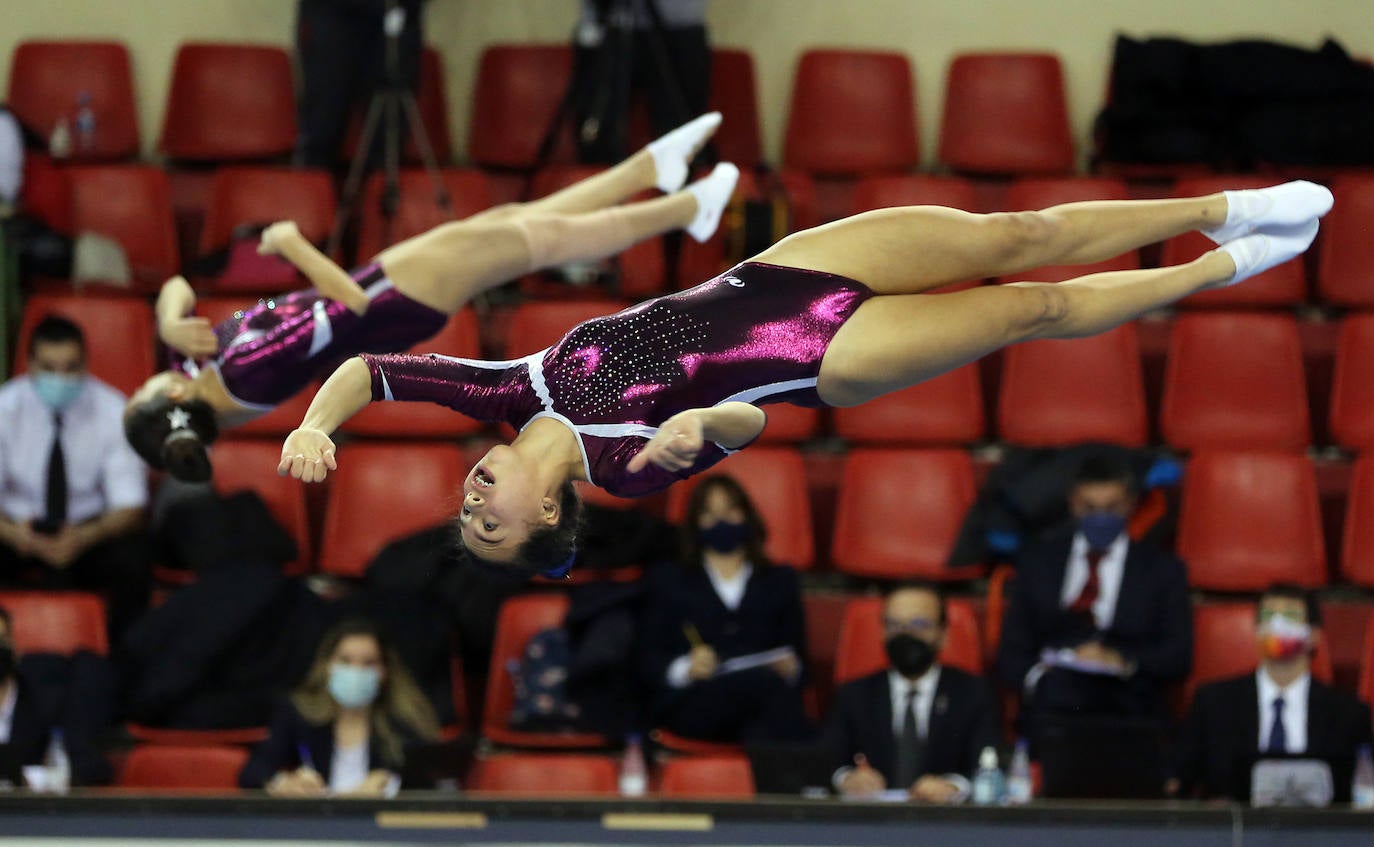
0, 315, 150, 638
1171, 585, 1374, 799
825, 584, 1001, 802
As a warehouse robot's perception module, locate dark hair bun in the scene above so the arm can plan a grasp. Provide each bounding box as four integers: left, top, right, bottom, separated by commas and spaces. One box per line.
162, 430, 213, 482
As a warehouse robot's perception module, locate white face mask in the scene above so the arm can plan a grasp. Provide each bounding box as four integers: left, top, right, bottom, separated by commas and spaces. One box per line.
328, 663, 381, 709
32, 372, 82, 410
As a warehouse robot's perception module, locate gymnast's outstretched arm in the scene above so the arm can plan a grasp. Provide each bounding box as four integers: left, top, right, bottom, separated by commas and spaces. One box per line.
277, 357, 371, 482
155, 275, 218, 358
258, 221, 370, 316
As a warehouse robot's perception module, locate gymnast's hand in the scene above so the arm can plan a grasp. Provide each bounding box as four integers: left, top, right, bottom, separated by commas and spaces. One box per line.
279, 427, 338, 483
258, 220, 300, 256
159, 315, 218, 359
627, 410, 704, 474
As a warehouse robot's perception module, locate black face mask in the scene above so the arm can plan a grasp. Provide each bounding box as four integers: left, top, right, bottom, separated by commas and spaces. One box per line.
698, 520, 750, 553
0, 644, 14, 681
884, 633, 937, 678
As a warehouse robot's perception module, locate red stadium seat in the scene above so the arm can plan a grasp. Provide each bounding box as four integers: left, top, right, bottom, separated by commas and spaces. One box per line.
15, 294, 156, 396
1181, 602, 1334, 716
117, 745, 248, 791
783, 50, 919, 175
69, 165, 180, 292
1359, 624, 1374, 724
834, 596, 982, 684
340, 45, 452, 165
317, 443, 465, 579
8, 40, 139, 161
1177, 452, 1327, 592
1340, 456, 1374, 588
1161, 312, 1310, 452
1317, 174, 1374, 308
159, 43, 296, 161
341, 308, 484, 438
1331, 314, 1374, 452
998, 177, 1137, 282
650, 729, 741, 758
468, 753, 618, 795
832, 364, 984, 446
356, 168, 494, 260
0, 592, 107, 656
468, 44, 574, 169
997, 324, 1148, 447
124, 726, 268, 746
939, 53, 1075, 176
659, 755, 756, 798
482, 594, 607, 748
753, 405, 820, 444
501, 299, 631, 358
1161, 177, 1307, 308
851, 173, 978, 214
210, 440, 312, 575
199, 167, 337, 255
831, 449, 982, 581
664, 448, 815, 570
708, 49, 764, 169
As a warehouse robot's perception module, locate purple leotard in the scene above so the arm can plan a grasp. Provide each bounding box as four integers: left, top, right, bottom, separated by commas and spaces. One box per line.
360, 262, 875, 497
173, 263, 448, 411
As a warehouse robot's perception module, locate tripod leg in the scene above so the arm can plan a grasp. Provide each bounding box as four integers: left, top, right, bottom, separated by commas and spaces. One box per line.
400, 92, 452, 216
329, 93, 386, 257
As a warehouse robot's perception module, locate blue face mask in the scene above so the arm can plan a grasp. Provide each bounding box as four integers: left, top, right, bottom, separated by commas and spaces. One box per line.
328, 663, 381, 709
32, 372, 83, 411
1079, 511, 1127, 551
698, 520, 750, 553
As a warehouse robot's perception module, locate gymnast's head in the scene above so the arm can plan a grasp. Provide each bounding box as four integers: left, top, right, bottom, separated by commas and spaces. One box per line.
123, 371, 220, 482
453, 443, 584, 579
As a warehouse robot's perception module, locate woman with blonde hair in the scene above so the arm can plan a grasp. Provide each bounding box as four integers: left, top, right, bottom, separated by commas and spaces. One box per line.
239, 618, 439, 796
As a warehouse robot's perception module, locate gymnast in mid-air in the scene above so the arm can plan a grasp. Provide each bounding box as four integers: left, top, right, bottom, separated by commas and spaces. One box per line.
121, 113, 734, 481
279, 162, 1332, 578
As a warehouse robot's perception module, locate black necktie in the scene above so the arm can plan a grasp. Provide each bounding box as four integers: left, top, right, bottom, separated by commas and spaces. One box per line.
45, 412, 66, 527
1267, 696, 1287, 754
895, 687, 923, 789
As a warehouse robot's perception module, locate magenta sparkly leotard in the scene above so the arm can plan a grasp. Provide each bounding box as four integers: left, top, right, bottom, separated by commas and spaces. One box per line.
360, 262, 875, 497
173, 263, 448, 411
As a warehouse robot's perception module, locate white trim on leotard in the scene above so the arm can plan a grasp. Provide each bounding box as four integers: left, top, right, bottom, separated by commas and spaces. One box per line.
717, 376, 818, 407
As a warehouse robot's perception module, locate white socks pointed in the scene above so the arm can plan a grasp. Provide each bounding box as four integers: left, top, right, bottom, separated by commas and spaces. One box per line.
647, 111, 722, 193
685, 163, 739, 243
1218, 219, 1319, 285
1203, 180, 1334, 244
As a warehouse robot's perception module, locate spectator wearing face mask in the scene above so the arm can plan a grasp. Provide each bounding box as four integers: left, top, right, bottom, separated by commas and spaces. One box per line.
638, 475, 813, 743
1170, 585, 1374, 799
824, 583, 1001, 802
996, 456, 1193, 747
0, 315, 150, 640
239, 619, 439, 796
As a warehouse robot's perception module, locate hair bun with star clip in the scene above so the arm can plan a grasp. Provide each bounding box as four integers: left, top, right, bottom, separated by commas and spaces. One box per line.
160, 403, 216, 482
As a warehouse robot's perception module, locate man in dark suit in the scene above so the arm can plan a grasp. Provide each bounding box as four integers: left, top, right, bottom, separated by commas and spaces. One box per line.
996, 456, 1192, 745
1171, 585, 1374, 799
0, 604, 114, 786
824, 583, 1001, 802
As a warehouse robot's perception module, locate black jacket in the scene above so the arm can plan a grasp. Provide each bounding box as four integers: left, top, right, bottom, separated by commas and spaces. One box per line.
238, 700, 424, 789
4, 653, 115, 786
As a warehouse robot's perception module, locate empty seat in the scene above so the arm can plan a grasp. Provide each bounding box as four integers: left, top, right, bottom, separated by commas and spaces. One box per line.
1161, 312, 1310, 452
784, 50, 919, 175
210, 440, 312, 574
833, 596, 982, 684
1161, 177, 1307, 308
659, 755, 756, 798
501, 299, 631, 358
831, 449, 982, 581
69, 165, 180, 292
664, 447, 815, 569
1182, 602, 1334, 714
468, 44, 574, 169
117, 744, 248, 791
998, 323, 1148, 447
0, 592, 107, 655
356, 168, 494, 260
939, 53, 1074, 176
341, 308, 484, 438
340, 45, 452, 165
159, 43, 296, 161
998, 177, 1138, 282
1330, 313, 1374, 452
468, 753, 618, 795
1317, 174, 1374, 308
482, 593, 607, 748
8, 40, 139, 160
851, 173, 978, 214
317, 443, 465, 579
198, 168, 337, 293
707, 49, 764, 168
1177, 451, 1327, 591
832, 364, 984, 446
15, 294, 156, 396
1340, 456, 1374, 587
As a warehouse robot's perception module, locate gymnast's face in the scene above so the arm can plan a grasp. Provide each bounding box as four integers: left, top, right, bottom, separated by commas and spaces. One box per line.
458, 445, 558, 562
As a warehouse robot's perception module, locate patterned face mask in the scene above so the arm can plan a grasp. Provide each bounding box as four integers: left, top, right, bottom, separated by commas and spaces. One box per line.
1258, 613, 1313, 661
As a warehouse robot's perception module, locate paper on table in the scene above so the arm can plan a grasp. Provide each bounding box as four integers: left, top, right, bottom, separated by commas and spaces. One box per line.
715, 646, 797, 676
1039, 647, 1130, 678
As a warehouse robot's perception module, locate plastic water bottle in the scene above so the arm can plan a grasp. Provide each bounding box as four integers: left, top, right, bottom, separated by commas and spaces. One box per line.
1005, 738, 1032, 805
1354, 744, 1374, 810
74, 92, 96, 153
44, 729, 70, 795
618, 733, 647, 797
972, 745, 1003, 806
48, 117, 71, 159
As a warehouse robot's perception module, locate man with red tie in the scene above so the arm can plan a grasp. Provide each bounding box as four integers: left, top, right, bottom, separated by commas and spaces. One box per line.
996, 456, 1193, 748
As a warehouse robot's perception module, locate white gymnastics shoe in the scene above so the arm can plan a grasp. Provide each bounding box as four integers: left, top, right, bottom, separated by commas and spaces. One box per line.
685, 162, 740, 243
1203, 180, 1333, 244
1218, 217, 1319, 285
647, 111, 723, 193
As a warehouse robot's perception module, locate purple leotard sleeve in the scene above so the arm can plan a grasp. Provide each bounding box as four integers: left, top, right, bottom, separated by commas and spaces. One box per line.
359, 352, 541, 428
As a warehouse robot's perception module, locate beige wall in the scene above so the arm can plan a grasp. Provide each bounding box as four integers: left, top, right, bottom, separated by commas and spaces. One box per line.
2, 0, 1370, 167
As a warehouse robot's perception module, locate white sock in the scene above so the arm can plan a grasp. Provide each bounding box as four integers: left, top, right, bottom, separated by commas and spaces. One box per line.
685, 162, 740, 242
646, 111, 722, 194
1202, 180, 1334, 244
1218, 218, 1319, 285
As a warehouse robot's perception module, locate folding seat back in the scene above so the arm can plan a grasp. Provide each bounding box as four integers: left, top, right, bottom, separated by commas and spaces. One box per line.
833, 596, 982, 683
708, 49, 764, 169
1340, 456, 1374, 587
468, 44, 574, 169
356, 168, 493, 259
210, 439, 312, 574
69, 165, 180, 290
118, 745, 248, 791
659, 755, 756, 798
15, 295, 156, 396
1317, 174, 1374, 308
851, 174, 977, 214
501, 299, 631, 358
469, 754, 618, 795
833, 365, 984, 446
159, 43, 296, 161
8, 40, 139, 160
0, 591, 107, 656
939, 53, 1074, 175
784, 50, 919, 175
1330, 313, 1374, 452
199, 168, 337, 258
1183, 602, 1334, 712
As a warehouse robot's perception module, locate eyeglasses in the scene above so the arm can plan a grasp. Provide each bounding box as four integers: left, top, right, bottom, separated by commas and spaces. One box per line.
882, 617, 941, 635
